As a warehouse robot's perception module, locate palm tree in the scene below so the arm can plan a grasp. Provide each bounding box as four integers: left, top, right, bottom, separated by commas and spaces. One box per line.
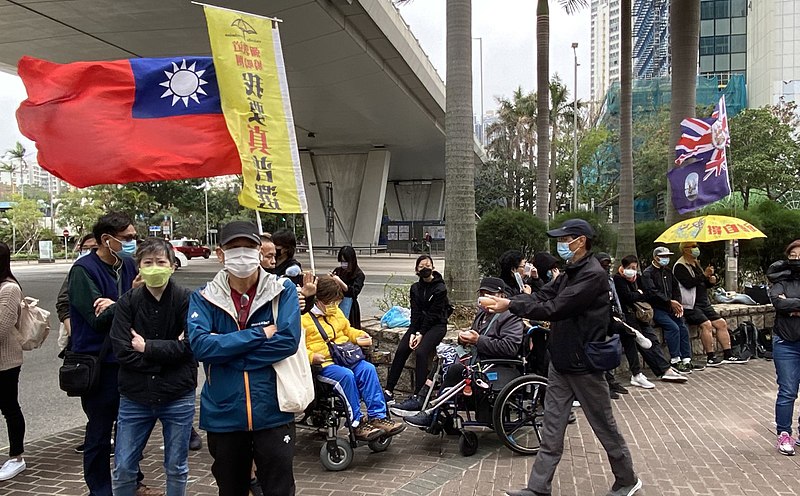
547, 75, 578, 214
1, 141, 28, 197
615, 0, 636, 261
666, 2, 700, 224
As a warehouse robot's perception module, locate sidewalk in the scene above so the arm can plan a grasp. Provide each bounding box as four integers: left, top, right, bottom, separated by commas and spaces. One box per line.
2, 359, 798, 495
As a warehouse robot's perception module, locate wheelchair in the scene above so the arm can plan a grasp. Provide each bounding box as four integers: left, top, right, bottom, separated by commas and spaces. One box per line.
408, 322, 549, 457
296, 364, 395, 471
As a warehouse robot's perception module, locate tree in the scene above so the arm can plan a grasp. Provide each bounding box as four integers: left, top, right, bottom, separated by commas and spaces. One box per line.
547, 75, 580, 214
56, 190, 104, 236
8, 196, 43, 253
667, 2, 700, 224
615, 0, 636, 261
1, 142, 29, 197
476, 208, 548, 275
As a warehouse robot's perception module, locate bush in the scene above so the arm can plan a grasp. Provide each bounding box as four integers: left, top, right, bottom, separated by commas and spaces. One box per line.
476, 208, 548, 275
749, 201, 800, 273
633, 221, 667, 264
551, 211, 616, 255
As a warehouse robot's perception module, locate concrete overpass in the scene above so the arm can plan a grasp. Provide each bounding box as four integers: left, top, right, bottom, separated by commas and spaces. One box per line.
0, 0, 486, 246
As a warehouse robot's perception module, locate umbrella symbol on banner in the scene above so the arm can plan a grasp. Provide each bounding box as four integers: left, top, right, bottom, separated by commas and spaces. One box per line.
231, 18, 257, 39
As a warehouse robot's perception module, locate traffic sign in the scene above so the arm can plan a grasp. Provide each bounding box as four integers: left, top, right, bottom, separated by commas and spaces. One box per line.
62, 229, 69, 237
149, 225, 162, 232
209, 228, 218, 234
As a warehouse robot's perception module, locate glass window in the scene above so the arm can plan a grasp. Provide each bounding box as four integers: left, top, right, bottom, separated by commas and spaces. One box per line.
730, 0, 746, 17
700, 55, 715, 72
715, 54, 730, 71
700, 37, 715, 55
731, 17, 746, 35
701, 20, 715, 36
715, 0, 729, 17
730, 35, 746, 52
715, 35, 730, 54
715, 18, 730, 35
730, 53, 746, 71
701, 2, 716, 19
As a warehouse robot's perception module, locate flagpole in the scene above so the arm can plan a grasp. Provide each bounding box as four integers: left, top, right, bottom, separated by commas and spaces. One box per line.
255, 210, 263, 234
303, 213, 316, 274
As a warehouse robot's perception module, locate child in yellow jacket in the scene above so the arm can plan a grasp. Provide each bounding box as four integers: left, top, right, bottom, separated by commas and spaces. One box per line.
302, 276, 405, 441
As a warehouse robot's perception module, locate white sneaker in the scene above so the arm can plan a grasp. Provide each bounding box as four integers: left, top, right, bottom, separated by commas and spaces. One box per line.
632, 329, 652, 349
660, 367, 688, 383
0, 458, 26, 481
630, 373, 655, 389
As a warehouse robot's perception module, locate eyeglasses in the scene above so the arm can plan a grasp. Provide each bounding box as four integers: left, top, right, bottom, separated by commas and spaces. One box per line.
239, 293, 250, 324
789, 254, 800, 260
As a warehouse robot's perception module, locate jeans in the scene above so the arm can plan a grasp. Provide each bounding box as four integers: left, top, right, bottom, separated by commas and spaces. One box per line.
773, 334, 800, 435
0, 366, 25, 457
387, 325, 447, 394
81, 363, 120, 496
652, 308, 692, 360
207, 423, 296, 496
112, 392, 195, 496
316, 361, 386, 425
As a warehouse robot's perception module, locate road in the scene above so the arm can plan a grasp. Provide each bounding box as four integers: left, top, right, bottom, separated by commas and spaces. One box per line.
0, 253, 440, 448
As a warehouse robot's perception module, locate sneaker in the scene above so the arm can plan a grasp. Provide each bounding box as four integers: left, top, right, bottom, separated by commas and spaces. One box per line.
660, 368, 688, 383
0, 458, 25, 481
353, 422, 386, 441
777, 431, 796, 456
135, 484, 165, 496
189, 427, 202, 451
506, 490, 550, 496
404, 411, 434, 428
383, 389, 395, 405
370, 417, 406, 436
690, 361, 705, 371
73, 443, 85, 454
632, 330, 652, 350
249, 477, 264, 496
572, 400, 581, 408
610, 390, 620, 400
723, 355, 749, 364
674, 362, 692, 375
389, 395, 423, 417
706, 355, 724, 367
609, 382, 629, 394
630, 373, 655, 389
605, 478, 642, 496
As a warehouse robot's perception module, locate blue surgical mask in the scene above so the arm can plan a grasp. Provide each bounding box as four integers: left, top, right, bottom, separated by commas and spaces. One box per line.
658, 257, 670, 267
117, 239, 137, 258
557, 241, 575, 261
690, 248, 700, 258
77, 249, 91, 259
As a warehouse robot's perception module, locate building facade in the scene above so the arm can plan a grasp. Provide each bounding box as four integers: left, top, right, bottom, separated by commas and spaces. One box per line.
590, 0, 621, 113
632, 0, 670, 80
699, 0, 748, 88
747, 0, 800, 107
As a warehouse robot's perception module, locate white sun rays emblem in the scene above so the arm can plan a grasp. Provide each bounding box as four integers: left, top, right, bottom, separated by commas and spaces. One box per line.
159, 60, 208, 107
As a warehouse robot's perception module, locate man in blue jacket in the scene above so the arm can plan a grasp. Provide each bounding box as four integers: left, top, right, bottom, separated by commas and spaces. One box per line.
188, 221, 301, 496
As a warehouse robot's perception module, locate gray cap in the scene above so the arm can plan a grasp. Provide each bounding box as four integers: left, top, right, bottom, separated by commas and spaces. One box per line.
653, 246, 674, 258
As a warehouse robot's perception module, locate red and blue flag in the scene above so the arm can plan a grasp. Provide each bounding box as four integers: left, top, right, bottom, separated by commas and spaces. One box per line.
16, 56, 240, 187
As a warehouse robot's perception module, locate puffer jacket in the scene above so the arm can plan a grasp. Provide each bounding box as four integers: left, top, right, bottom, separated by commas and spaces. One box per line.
767, 260, 800, 342
302, 306, 367, 367
508, 253, 610, 374
408, 271, 450, 334
187, 270, 301, 433
470, 309, 523, 359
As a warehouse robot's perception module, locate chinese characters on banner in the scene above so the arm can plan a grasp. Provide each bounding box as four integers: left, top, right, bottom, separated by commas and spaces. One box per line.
203, 6, 308, 213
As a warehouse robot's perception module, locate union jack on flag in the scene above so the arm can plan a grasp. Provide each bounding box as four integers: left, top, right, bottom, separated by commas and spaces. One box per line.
674, 96, 729, 181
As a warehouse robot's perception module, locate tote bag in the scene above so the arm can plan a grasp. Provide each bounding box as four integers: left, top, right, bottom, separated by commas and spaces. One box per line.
271, 294, 315, 413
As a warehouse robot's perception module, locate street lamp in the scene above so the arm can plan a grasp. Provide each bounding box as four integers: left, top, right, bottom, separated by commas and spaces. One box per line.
472, 37, 485, 147
571, 42, 579, 212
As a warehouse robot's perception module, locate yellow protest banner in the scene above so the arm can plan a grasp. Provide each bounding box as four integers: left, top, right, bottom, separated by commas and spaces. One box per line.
203, 5, 307, 213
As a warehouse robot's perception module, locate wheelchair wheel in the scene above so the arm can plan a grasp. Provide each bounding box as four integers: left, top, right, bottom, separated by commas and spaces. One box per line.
319, 438, 353, 471
492, 374, 547, 456
367, 435, 392, 453
458, 430, 479, 456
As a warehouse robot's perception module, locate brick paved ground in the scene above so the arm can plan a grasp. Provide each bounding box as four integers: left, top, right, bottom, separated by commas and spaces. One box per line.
2, 359, 799, 496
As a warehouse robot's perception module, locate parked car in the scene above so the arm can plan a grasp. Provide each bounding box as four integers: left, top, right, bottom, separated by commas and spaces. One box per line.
170, 239, 211, 260
170, 244, 189, 269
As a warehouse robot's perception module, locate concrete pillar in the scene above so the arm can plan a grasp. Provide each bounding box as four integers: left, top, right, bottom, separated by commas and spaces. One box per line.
352, 150, 390, 246
385, 180, 445, 221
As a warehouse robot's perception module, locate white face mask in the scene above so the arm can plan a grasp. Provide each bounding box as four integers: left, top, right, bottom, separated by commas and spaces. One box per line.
223, 247, 261, 279
623, 268, 637, 279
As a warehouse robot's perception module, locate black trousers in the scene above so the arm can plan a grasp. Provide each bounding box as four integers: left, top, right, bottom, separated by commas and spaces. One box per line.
386, 326, 447, 394
80, 363, 120, 496
0, 366, 25, 457
207, 423, 296, 496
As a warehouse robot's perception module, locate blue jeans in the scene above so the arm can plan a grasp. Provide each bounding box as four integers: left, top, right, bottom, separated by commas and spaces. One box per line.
653, 308, 692, 360
773, 334, 800, 435
112, 392, 195, 496
317, 360, 386, 425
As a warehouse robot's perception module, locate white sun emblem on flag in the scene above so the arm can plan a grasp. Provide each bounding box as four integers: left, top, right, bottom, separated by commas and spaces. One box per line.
159, 60, 208, 107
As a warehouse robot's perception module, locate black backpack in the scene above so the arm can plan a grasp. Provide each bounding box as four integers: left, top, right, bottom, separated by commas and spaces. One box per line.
733, 321, 772, 360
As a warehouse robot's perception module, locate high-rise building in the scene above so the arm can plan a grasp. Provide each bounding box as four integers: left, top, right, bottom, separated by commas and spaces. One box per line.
632, 0, 670, 79
699, 0, 747, 88
747, 0, 800, 107
590, 0, 621, 112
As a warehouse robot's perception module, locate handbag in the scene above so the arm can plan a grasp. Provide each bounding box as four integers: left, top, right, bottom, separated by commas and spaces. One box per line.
310, 314, 365, 368
584, 334, 622, 372
272, 291, 315, 413
631, 301, 654, 323
15, 295, 51, 351
58, 335, 111, 397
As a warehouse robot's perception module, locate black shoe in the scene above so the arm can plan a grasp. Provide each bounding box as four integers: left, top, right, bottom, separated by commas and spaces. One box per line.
189, 428, 202, 451
723, 355, 749, 364
383, 389, 395, 405
706, 355, 724, 367
73, 443, 85, 454
506, 489, 550, 496
249, 478, 264, 496
609, 382, 629, 394
404, 411, 434, 428
675, 362, 692, 375
610, 390, 620, 400
390, 395, 423, 417
689, 361, 706, 372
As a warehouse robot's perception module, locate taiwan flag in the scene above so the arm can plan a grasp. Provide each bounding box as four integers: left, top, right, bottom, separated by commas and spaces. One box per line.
16, 56, 240, 187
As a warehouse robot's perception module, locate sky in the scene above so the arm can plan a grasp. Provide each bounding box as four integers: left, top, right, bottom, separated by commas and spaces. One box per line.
0, 0, 592, 153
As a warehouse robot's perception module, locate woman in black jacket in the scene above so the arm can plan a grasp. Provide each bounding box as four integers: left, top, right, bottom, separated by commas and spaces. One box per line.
110, 238, 197, 495
768, 239, 800, 456
385, 255, 450, 416
331, 246, 365, 328
499, 250, 532, 296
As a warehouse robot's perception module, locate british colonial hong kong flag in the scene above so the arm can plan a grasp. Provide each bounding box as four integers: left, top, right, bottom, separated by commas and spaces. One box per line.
668, 96, 732, 214
16, 56, 240, 187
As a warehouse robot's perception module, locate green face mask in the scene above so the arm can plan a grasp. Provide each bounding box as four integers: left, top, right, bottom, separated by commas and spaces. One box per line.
139, 266, 172, 288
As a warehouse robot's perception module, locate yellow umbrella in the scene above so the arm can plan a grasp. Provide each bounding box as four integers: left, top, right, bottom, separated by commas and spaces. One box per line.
655, 215, 766, 243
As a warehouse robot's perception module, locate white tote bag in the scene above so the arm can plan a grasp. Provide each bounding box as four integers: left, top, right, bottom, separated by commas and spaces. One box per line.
271, 297, 315, 413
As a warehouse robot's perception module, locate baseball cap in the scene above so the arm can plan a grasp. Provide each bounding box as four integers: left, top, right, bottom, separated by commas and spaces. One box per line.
219, 221, 261, 247
595, 252, 612, 263
546, 219, 596, 240
478, 276, 507, 294
653, 246, 674, 258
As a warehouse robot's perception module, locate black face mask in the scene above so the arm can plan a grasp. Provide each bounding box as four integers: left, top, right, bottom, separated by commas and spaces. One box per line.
788, 259, 800, 269
418, 268, 433, 279
275, 249, 283, 258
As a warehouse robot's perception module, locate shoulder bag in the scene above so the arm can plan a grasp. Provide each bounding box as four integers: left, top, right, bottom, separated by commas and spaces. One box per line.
271, 287, 315, 413
310, 314, 365, 368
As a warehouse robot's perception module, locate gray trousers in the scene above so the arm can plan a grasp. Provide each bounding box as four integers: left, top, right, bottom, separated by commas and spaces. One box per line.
528, 364, 637, 494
